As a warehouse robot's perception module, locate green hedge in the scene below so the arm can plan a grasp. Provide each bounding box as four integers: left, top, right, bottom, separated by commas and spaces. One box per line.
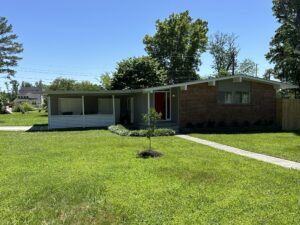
108, 124, 176, 137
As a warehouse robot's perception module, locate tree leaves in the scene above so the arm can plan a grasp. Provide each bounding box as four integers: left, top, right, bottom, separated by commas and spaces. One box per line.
144, 11, 208, 83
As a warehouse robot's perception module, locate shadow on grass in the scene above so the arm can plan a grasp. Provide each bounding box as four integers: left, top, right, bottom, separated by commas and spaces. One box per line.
26, 124, 107, 133
180, 126, 300, 135
38, 114, 48, 117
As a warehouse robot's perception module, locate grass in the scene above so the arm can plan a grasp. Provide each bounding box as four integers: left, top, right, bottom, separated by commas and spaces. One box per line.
190, 132, 300, 162
0, 130, 299, 224
0, 111, 48, 126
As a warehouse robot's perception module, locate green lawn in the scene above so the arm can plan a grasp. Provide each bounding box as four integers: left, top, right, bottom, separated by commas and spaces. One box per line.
0, 111, 48, 126
0, 130, 299, 224
190, 132, 300, 162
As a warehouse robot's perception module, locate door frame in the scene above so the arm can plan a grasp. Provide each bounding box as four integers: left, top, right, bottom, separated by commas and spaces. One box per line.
154, 89, 171, 121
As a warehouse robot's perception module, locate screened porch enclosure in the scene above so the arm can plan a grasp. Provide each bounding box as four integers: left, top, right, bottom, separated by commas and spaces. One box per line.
48, 95, 122, 129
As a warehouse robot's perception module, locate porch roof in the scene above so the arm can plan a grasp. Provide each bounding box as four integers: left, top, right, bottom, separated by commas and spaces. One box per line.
45, 75, 298, 95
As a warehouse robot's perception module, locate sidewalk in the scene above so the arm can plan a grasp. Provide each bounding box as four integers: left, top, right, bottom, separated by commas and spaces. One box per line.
0, 126, 48, 131
177, 134, 300, 170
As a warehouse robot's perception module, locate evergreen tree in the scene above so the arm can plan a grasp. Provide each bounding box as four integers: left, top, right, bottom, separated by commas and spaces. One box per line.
266, 0, 300, 87
0, 17, 23, 78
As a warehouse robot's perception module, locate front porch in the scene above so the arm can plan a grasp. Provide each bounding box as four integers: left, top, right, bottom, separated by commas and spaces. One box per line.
47, 92, 134, 129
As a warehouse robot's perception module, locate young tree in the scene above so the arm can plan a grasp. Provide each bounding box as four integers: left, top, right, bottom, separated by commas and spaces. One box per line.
144, 11, 208, 83
238, 59, 257, 76
266, 0, 300, 87
143, 108, 161, 151
209, 32, 239, 77
110, 56, 166, 90
0, 17, 23, 79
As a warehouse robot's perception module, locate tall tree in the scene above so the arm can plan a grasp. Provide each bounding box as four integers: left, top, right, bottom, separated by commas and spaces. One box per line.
266, 0, 300, 87
209, 32, 239, 77
238, 58, 257, 76
110, 56, 166, 90
144, 11, 208, 83
0, 17, 23, 79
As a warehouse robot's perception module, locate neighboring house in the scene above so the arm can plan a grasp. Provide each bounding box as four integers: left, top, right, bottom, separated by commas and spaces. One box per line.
46, 75, 297, 130
15, 87, 43, 107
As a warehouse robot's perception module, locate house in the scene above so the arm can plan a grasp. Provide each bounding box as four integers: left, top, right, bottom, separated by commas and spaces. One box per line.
46, 75, 298, 130
15, 86, 43, 107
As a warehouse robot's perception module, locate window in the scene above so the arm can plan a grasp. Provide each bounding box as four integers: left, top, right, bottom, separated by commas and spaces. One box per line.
235, 92, 250, 104
218, 91, 250, 104
218, 92, 233, 104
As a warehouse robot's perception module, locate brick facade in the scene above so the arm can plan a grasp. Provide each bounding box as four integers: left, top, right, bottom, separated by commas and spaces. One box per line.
179, 81, 276, 127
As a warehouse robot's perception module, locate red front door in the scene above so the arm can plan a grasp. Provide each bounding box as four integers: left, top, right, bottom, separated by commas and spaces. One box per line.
155, 92, 166, 119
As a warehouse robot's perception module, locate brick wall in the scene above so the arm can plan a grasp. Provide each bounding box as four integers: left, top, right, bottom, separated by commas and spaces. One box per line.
179, 81, 276, 127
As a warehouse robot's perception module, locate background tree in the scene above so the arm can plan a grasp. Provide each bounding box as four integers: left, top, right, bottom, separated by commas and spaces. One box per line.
209, 32, 239, 77
144, 11, 208, 83
48, 78, 99, 91
0, 17, 23, 79
266, 0, 300, 87
99, 72, 112, 90
263, 68, 274, 80
21, 81, 32, 87
238, 58, 257, 76
110, 56, 166, 90
9, 79, 19, 100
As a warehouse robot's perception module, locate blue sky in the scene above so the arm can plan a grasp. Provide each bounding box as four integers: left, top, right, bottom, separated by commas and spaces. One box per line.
1, 0, 278, 89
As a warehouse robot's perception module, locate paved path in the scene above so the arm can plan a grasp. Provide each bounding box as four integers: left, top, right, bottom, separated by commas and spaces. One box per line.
0, 126, 48, 131
177, 134, 300, 170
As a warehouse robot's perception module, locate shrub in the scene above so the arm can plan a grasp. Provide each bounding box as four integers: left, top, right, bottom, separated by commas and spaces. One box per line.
13, 102, 35, 113
108, 124, 175, 137
217, 121, 227, 127
185, 122, 194, 128
231, 120, 239, 127
253, 119, 262, 126
206, 120, 215, 128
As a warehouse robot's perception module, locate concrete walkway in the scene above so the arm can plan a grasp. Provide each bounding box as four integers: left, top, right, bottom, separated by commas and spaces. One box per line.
177, 134, 300, 170
0, 126, 48, 131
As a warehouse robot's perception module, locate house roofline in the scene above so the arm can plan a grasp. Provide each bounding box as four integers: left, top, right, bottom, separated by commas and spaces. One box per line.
45, 75, 298, 95
142, 75, 299, 92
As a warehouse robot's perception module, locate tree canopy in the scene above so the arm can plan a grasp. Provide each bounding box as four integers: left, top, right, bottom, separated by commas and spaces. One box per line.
48, 78, 100, 91
209, 32, 239, 77
143, 11, 208, 83
238, 58, 257, 76
0, 17, 23, 78
266, 0, 300, 87
110, 56, 166, 90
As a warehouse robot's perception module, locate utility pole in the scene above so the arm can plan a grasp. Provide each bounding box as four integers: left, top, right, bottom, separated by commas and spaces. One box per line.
255, 64, 258, 77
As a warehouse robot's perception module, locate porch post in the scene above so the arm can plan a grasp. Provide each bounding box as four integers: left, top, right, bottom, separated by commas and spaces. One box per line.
147, 92, 150, 126
48, 96, 51, 129
82, 96, 85, 128
112, 95, 115, 124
